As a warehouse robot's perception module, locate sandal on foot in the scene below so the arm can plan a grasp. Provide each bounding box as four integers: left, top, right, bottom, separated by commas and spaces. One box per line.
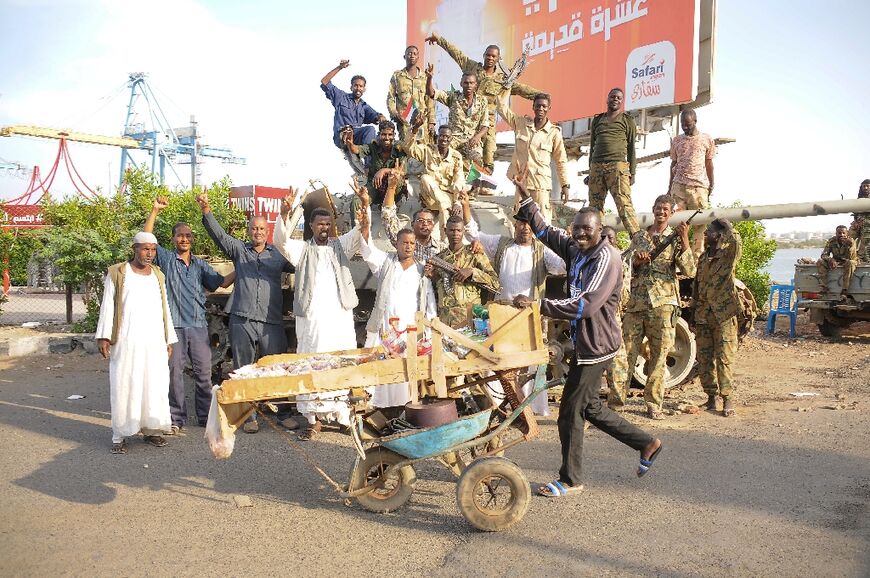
111, 440, 128, 455
637, 444, 663, 477
538, 480, 584, 498
143, 435, 168, 448
298, 421, 321, 441
722, 398, 736, 417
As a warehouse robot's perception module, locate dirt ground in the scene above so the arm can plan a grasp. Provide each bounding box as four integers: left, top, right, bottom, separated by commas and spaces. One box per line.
0, 315, 868, 577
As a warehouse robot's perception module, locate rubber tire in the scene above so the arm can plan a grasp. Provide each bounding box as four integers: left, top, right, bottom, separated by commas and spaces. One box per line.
818, 319, 841, 339
456, 457, 530, 532
632, 316, 697, 389
348, 448, 416, 514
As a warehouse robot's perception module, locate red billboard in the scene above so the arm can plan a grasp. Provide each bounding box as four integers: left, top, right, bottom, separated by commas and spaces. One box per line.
229, 185, 288, 243
408, 0, 700, 124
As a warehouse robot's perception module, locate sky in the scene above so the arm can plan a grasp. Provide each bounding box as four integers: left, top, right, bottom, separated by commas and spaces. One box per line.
1, 0, 868, 235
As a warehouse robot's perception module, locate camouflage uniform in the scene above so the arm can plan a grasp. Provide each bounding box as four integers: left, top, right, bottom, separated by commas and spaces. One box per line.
433, 35, 540, 169
431, 246, 500, 329
816, 235, 858, 293
387, 67, 435, 143
624, 228, 695, 411
433, 88, 490, 168
693, 229, 743, 399
606, 253, 631, 408
849, 213, 870, 262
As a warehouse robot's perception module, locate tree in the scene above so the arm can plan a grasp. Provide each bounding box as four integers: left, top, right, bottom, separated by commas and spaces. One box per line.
33, 167, 246, 331
729, 203, 777, 310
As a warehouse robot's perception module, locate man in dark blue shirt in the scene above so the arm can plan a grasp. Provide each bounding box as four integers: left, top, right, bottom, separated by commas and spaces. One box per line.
196, 192, 293, 433
321, 59, 385, 148
145, 198, 234, 432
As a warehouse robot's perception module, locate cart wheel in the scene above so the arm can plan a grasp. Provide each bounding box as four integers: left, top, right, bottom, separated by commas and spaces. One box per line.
348, 448, 416, 513
456, 457, 530, 532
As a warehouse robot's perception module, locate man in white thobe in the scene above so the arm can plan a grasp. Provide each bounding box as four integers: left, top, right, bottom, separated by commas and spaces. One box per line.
96, 232, 177, 454
360, 219, 437, 412
461, 193, 566, 415
273, 188, 363, 440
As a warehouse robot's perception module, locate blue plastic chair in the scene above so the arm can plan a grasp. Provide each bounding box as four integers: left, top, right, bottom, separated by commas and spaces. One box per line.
766, 284, 797, 337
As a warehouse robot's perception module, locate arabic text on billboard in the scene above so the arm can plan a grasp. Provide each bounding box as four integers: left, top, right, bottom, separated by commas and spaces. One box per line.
407, 0, 699, 123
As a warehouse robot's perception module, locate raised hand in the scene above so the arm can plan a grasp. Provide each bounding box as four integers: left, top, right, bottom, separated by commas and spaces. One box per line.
339, 59, 350, 69
350, 179, 370, 210
153, 196, 169, 211
424, 33, 438, 45
512, 164, 530, 200
281, 187, 298, 218
195, 189, 210, 213
425, 63, 434, 76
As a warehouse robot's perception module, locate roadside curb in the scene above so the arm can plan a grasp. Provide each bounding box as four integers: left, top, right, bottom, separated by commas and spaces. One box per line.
0, 334, 98, 358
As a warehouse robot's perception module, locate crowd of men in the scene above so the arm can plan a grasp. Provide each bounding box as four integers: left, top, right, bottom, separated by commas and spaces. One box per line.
94, 38, 867, 498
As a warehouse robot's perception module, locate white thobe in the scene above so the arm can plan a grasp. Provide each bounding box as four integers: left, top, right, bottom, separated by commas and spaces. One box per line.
465, 219, 566, 415
95, 264, 177, 442
361, 239, 437, 408
274, 215, 361, 426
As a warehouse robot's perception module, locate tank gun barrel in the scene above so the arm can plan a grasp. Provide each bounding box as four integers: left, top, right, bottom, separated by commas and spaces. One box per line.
603, 198, 870, 231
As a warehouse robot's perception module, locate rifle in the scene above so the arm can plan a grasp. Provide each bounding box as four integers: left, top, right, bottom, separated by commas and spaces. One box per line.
645, 209, 703, 262
427, 254, 486, 287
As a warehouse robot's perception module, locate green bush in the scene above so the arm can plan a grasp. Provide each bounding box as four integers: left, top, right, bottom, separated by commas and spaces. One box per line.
729, 204, 777, 309
31, 167, 245, 332
0, 230, 42, 286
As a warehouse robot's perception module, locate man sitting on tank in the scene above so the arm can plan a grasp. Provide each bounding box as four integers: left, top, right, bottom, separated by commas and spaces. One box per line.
344, 120, 408, 207
817, 225, 858, 300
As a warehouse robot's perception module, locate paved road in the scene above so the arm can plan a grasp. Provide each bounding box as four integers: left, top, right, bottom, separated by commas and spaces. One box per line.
0, 347, 867, 577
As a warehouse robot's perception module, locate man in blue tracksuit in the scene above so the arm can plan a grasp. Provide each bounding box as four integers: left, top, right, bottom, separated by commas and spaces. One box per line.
513, 177, 662, 497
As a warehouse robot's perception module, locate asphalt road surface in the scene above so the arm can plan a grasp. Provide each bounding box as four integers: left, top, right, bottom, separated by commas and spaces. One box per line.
1, 331, 868, 577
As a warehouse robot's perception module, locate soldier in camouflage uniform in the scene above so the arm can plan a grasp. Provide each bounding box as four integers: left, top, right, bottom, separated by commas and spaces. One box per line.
387, 46, 436, 143
426, 65, 490, 169
692, 219, 743, 417
848, 179, 870, 262
426, 215, 500, 329
624, 196, 695, 419
817, 225, 858, 298
425, 33, 541, 172
602, 226, 631, 410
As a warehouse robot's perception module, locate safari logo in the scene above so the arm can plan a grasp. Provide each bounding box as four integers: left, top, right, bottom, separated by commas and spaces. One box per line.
625, 41, 676, 110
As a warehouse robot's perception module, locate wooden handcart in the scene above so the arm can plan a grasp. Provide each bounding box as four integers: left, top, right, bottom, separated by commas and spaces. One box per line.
213, 303, 559, 531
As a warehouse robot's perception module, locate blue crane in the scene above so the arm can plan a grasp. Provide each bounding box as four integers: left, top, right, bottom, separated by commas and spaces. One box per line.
119, 72, 245, 187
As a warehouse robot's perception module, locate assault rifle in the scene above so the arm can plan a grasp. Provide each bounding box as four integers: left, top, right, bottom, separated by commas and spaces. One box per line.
645, 208, 703, 262
428, 254, 483, 287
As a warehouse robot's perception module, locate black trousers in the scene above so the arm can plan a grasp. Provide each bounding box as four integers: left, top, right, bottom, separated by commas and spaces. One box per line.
558, 359, 655, 486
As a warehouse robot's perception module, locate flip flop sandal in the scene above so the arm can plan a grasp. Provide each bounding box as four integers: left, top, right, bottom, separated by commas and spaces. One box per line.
538, 480, 584, 498
111, 440, 128, 455
298, 422, 321, 441
637, 444, 663, 477
143, 435, 168, 448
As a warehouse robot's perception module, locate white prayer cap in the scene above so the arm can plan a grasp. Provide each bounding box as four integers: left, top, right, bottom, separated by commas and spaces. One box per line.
132, 231, 158, 245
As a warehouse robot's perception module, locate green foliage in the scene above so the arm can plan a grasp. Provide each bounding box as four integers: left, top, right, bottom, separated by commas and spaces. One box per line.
26, 167, 243, 331
728, 202, 777, 309
124, 169, 247, 256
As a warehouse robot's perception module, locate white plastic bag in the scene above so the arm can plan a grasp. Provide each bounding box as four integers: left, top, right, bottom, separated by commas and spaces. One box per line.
205, 385, 235, 459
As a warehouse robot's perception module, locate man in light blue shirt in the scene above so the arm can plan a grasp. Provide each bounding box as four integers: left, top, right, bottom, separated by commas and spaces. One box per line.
145, 198, 234, 432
